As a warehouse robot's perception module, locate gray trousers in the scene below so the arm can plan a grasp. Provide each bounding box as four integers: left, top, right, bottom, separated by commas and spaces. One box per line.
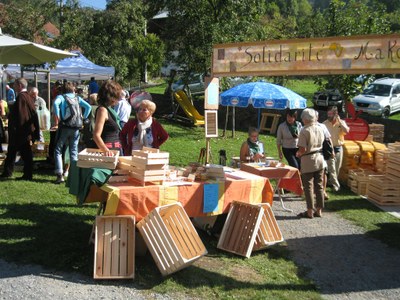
301, 169, 325, 210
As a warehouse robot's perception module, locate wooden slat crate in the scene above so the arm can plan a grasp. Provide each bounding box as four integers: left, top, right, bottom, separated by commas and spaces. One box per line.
375, 149, 389, 173
368, 124, 384, 143
367, 175, 400, 206
31, 142, 49, 157
94, 215, 135, 279
253, 203, 284, 251
388, 142, 400, 152
136, 202, 207, 276
119, 147, 169, 185
217, 201, 283, 258
347, 169, 377, 196
0, 153, 5, 171
77, 148, 119, 169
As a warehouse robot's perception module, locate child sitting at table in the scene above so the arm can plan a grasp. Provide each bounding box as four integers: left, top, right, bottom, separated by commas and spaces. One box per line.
240, 127, 265, 163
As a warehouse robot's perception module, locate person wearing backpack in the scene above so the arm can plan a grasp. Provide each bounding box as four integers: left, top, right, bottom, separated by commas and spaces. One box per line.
53, 81, 91, 184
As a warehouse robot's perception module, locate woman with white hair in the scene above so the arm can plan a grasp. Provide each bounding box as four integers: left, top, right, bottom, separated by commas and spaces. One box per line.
120, 100, 169, 155
296, 108, 325, 218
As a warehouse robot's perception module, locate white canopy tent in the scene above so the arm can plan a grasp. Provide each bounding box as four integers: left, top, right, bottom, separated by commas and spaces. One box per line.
3, 50, 115, 81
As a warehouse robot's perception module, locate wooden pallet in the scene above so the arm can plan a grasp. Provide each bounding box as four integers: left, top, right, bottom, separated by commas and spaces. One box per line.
136, 202, 207, 276
94, 215, 135, 279
217, 201, 283, 258
78, 148, 119, 170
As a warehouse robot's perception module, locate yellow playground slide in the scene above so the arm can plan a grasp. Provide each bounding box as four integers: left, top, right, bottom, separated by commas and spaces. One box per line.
173, 90, 205, 126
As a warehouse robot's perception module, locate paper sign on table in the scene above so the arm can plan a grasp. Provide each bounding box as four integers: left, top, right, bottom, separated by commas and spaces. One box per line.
203, 183, 219, 213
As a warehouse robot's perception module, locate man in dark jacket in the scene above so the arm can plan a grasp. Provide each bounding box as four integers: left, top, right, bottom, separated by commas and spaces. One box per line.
1, 78, 40, 181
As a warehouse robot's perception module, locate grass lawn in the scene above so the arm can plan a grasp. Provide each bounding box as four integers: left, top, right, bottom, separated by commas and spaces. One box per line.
1, 79, 399, 298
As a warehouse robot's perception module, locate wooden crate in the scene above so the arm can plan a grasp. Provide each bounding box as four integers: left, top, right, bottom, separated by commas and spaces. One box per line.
375, 149, 389, 173
31, 142, 49, 157
0, 154, 5, 171
136, 202, 207, 276
368, 124, 384, 143
253, 203, 284, 251
347, 169, 377, 196
367, 175, 400, 206
77, 148, 119, 169
94, 215, 135, 279
217, 201, 283, 258
120, 147, 170, 185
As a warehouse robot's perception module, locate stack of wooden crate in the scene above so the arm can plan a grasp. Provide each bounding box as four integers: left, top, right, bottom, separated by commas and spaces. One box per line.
118, 147, 169, 186
367, 143, 400, 205
347, 168, 378, 196
368, 123, 385, 143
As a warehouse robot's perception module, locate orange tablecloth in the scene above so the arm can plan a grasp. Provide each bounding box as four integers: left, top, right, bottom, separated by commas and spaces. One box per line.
86, 170, 273, 221
240, 163, 303, 195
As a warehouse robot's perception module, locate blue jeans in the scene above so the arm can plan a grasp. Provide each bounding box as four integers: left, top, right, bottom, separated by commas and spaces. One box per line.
54, 127, 79, 175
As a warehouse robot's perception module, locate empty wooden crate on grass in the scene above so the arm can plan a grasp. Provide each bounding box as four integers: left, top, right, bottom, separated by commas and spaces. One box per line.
78, 148, 119, 169
136, 202, 207, 276
94, 216, 135, 279
217, 201, 283, 258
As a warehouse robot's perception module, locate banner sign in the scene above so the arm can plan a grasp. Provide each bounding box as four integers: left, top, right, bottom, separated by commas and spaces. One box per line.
212, 34, 400, 77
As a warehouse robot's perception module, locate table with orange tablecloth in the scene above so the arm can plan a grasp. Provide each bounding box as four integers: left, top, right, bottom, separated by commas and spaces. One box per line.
85, 170, 274, 221
240, 163, 303, 212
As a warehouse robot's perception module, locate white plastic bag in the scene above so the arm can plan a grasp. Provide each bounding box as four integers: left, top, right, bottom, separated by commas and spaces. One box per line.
37, 106, 51, 130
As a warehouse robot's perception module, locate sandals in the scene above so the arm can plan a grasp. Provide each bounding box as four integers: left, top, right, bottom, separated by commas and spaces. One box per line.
313, 211, 322, 218
297, 211, 313, 219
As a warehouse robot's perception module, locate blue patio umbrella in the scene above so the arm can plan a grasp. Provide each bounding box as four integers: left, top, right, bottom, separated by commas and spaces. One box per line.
220, 81, 307, 109
220, 81, 307, 133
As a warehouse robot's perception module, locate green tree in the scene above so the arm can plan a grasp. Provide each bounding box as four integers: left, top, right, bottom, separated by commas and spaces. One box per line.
82, 0, 165, 83
152, 0, 268, 75
315, 0, 392, 105
0, 1, 57, 41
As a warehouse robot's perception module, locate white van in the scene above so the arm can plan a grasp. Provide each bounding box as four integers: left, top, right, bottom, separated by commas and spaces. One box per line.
352, 78, 400, 118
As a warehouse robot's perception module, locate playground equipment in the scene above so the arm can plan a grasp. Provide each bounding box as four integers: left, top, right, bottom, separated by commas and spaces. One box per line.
173, 90, 205, 126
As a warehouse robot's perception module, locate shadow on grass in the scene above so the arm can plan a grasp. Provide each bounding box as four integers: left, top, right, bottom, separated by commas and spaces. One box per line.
0, 202, 95, 276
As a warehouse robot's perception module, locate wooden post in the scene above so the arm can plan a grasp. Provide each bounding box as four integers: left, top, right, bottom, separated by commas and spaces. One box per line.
205, 138, 210, 164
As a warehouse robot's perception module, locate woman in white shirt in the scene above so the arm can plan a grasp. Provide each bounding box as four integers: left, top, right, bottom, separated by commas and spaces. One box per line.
276, 109, 302, 169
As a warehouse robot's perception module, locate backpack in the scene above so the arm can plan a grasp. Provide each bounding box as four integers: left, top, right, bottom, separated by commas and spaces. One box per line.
61, 95, 83, 128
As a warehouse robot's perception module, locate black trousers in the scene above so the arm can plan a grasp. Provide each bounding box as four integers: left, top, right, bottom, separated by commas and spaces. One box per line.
3, 138, 33, 178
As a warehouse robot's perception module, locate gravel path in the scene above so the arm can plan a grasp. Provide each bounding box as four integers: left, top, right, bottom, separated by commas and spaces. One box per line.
1, 196, 400, 299
272, 196, 400, 300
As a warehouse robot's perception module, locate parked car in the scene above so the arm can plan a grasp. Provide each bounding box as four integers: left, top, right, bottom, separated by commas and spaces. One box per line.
171, 73, 205, 95
352, 78, 400, 118
312, 89, 346, 112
